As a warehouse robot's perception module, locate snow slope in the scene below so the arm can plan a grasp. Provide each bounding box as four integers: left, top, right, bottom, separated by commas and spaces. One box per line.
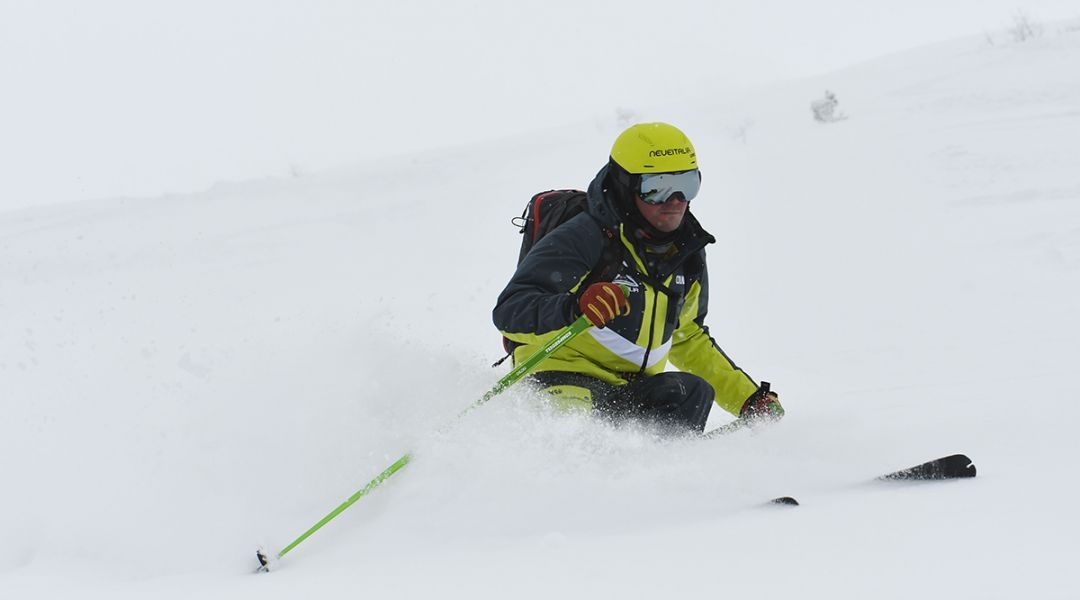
3, 24, 1080, 600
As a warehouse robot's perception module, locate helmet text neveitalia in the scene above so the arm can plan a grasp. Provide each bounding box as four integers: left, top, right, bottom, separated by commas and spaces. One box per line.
648, 147, 694, 158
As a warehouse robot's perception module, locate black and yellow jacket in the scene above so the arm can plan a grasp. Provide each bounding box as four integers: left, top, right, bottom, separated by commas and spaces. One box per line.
493, 166, 759, 416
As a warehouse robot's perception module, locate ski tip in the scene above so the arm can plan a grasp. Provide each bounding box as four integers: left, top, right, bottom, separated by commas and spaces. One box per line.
956, 454, 977, 478
770, 496, 799, 506
879, 453, 977, 481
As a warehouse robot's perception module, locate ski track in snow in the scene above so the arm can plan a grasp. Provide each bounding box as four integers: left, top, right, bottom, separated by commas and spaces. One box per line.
3, 24, 1080, 600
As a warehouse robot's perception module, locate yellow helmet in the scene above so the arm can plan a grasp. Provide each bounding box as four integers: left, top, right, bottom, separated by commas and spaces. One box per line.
610, 122, 697, 174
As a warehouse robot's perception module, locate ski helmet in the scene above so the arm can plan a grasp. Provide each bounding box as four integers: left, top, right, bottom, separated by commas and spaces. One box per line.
605, 123, 699, 239
609, 122, 696, 174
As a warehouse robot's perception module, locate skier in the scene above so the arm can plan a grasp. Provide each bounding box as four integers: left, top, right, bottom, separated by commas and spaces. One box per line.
493, 122, 783, 433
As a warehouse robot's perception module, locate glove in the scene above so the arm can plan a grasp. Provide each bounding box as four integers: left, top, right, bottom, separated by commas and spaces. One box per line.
577, 282, 630, 328
739, 382, 784, 422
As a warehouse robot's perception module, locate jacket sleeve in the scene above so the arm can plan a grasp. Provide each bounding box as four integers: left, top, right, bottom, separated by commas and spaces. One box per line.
667, 259, 760, 416
493, 214, 605, 335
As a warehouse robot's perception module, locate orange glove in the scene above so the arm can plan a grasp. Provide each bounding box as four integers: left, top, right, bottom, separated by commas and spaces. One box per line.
578, 282, 630, 328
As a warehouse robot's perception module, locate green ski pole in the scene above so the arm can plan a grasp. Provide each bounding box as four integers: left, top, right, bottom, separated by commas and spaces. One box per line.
256, 314, 594, 572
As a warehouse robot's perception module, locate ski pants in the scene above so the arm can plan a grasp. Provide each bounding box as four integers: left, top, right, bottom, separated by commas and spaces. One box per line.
529, 371, 714, 433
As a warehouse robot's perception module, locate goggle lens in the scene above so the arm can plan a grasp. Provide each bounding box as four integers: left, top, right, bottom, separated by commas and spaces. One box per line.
639, 170, 701, 205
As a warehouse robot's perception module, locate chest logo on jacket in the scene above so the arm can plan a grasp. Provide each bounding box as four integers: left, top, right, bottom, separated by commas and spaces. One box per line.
612, 273, 642, 293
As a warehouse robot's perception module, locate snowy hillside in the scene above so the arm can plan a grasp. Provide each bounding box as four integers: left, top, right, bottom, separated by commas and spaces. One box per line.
3, 24, 1080, 600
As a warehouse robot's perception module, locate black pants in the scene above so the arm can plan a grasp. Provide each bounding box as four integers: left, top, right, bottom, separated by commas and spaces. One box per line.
530, 371, 714, 433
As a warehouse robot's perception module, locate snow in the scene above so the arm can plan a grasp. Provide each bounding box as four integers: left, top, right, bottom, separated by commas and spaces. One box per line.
3, 11, 1080, 600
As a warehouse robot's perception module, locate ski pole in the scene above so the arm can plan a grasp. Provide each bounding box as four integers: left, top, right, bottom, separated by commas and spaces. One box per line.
256, 314, 595, 572
703, 382, 781, 438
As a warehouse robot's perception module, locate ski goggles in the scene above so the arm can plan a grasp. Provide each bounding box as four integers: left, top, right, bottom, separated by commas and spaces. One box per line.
638, 169, 701, 205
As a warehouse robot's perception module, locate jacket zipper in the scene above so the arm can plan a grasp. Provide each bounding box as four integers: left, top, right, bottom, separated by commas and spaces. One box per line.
637, 287, 660, 376
631, 236, 710, 377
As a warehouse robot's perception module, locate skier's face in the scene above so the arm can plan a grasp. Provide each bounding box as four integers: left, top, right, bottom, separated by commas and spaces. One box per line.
635, 194, 688, 233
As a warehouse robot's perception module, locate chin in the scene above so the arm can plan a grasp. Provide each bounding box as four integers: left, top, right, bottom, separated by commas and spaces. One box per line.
657, 219, 683, 232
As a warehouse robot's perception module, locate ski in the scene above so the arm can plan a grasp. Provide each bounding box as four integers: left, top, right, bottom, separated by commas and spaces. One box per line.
877, 453, 976, 481
761, 455, 973, 510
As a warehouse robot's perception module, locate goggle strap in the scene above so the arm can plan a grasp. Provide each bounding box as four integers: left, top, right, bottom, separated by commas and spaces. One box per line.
608, 159, 635, 189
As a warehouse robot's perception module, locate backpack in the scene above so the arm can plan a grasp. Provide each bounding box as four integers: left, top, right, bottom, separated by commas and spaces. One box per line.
512, 188, 622, 278
512, 189, 590, 265
496, 189, 621, 365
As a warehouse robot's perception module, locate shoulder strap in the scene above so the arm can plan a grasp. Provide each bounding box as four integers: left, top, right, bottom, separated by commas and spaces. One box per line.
580, 225, 622, 288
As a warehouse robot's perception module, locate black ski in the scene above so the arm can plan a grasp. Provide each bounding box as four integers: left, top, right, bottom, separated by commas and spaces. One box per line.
753, 456, 972, 511
877, 454, 976, 481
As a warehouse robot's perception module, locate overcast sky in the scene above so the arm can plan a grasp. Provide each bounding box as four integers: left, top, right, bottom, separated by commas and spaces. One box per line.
1, 0, 1077, 210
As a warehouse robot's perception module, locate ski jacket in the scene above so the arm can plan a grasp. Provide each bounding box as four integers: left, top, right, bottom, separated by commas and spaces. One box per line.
493, 165, 759, 416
